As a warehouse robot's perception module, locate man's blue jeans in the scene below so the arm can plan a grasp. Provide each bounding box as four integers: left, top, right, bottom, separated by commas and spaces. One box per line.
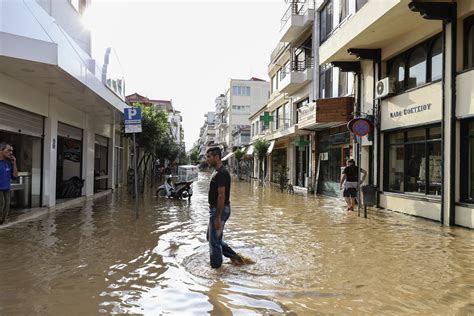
207, 205, 238, 268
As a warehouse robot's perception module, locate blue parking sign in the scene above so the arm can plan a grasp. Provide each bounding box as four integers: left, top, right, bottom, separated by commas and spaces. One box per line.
124, 107, 142, 133
124, 107, 142, 122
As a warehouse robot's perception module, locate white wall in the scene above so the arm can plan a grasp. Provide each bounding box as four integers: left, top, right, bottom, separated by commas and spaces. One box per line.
35, 0, 91, 54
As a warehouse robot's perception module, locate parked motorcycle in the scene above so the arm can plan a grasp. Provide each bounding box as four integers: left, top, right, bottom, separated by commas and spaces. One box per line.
156, 175, 193, 200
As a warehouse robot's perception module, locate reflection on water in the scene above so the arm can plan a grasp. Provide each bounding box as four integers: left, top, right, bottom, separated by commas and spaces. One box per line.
0, 173, 473, 315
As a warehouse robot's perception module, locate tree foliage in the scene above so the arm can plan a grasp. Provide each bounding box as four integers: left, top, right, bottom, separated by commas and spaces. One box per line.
253, 139, 270, 184
124, 103, 186, 191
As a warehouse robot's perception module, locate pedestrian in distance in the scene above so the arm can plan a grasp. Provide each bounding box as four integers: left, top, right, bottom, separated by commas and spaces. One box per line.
340, 158, 367, 212
0, 142, 18, 224
206, 147, 254, 268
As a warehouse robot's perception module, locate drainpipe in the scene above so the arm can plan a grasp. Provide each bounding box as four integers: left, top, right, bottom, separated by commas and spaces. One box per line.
312, 1, 320, 194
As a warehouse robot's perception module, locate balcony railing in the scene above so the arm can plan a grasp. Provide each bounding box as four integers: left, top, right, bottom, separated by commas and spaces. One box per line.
280, 57, 314, 80
280, 0, 315, 30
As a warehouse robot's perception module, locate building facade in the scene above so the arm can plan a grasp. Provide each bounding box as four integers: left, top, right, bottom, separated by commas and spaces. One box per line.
250, 0, 473, 228
216, 78, 269, 153
0, 0, 128, 212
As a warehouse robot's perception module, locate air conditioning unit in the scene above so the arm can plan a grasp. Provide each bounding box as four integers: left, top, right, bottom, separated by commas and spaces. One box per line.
375, 77, 395, 99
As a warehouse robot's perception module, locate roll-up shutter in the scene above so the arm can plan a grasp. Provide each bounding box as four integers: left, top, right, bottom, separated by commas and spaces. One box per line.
0, 103, 44, 137
58, 122, 82, 140
95, 134, 108, 147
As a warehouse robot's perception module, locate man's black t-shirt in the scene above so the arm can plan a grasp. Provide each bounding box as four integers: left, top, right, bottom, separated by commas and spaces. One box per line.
208, 165, 231, 208
343, 165, 359, 182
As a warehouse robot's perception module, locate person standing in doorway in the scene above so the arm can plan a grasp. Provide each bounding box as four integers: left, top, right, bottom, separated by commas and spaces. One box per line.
206, 147, 253, 268
0, 142, 18, 224
340, 158, 367, 211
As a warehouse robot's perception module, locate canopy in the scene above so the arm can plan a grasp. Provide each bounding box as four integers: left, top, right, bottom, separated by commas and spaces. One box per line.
267, 140, 275, 155
222, 152, 234, 161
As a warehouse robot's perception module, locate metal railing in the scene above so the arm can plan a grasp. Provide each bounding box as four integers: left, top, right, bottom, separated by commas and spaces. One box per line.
280, 0, 315, 30
280, 57, 314, 80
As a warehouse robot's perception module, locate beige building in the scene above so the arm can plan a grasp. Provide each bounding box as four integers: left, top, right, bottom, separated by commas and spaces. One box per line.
252, 0, 473, 228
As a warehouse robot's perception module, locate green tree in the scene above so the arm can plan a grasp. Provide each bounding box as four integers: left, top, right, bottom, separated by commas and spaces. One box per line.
253, 139, 270, 184
233, 148, 245, 180
125, 103, 173, 191
189, 146, 201, 165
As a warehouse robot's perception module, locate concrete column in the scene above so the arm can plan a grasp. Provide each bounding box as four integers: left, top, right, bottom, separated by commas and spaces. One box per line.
442, 21, 455, 226
82, 114, 95, 196
108, 119, 116, 189
42, 101, 58, 207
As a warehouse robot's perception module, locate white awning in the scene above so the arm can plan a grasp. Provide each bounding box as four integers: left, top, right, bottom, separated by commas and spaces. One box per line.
246, 145, 254, 156
222, 152, 234, 161
267, 140, 275, 155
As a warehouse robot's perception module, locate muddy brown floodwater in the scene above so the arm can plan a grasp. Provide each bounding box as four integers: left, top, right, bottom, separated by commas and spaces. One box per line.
0, 173, 473, 315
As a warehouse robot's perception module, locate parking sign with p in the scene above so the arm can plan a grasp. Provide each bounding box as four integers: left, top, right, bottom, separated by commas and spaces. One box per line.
124, 107, 142, 133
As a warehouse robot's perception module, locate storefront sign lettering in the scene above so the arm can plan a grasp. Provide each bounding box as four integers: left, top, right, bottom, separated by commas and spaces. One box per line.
390, 103, 432, 118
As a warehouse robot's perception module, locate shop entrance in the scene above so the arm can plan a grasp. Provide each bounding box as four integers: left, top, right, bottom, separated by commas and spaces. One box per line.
317, 132, 351, 197
56, 123, 83, 200
0, 103, 44, 210
94, 135, 109, 192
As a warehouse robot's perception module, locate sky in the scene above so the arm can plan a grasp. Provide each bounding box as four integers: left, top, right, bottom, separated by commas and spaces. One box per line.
84, 0, 286, 150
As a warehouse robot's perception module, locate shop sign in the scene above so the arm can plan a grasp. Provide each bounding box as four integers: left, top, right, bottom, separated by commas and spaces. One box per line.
389, 103, 432, 118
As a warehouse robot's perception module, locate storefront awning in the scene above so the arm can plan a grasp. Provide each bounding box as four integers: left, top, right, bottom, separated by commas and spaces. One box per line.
246, 145, 254, 156
267, 140, 275, 155
222, 152, 234, 161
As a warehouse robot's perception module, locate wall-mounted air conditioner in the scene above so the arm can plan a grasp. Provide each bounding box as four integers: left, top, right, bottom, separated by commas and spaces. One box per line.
375, 77, 395, 99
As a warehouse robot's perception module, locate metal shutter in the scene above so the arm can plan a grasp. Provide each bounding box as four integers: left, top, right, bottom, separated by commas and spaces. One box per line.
58, 122, 82, 140
0, 103, 44, 137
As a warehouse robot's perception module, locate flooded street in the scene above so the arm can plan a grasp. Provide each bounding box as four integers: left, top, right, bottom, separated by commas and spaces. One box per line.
0, 173, 473, 315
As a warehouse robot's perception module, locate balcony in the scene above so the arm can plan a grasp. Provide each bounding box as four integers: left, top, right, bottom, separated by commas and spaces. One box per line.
297, 97, 354, 130
279, 58, 314, 94
280, 0, 315, 43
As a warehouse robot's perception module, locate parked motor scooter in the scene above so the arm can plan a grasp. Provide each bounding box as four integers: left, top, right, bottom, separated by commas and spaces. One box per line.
156, 175, 193, 200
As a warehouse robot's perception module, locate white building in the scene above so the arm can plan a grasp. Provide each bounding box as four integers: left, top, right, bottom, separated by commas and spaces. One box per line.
216, 78, 269, 152
0, 0, 128, 212
198, 112, 217, 159
125, 94, 184, 145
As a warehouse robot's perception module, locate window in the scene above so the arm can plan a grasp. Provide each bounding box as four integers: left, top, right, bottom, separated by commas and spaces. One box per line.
276, 106, 283, 129
338, 71, 348, 96
232, 86, 251, 96
284, 103, 290, 128
320, 1, 333, 43
387, 34, 441, 93
407, 46, 427, 89
271, 75, 277, 93
339, 0, 349, 22
319, 66, 333, 98
389, 57, 406, 93
356, 0, 368, 11
460, 120, 474, 202
385, 125, 442, 196
271, 110, 276, 131
430, 36, 442, 81
464, 16, 474, 69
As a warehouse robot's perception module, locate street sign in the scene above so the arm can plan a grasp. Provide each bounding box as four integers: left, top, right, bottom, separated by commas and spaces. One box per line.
124, 107, 141, 219
348, 118, 372, 137
124, 107, 142, 134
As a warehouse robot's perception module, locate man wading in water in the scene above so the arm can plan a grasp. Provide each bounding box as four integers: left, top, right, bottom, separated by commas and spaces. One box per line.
206, 147, 254, 268
340, 158, 367, 211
